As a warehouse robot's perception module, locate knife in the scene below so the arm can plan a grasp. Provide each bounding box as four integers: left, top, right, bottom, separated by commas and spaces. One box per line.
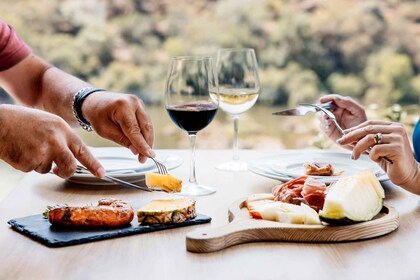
272, 102, 336, 116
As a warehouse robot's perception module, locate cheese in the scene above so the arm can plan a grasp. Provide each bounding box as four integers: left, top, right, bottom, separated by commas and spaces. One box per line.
319, 170, 384, 224
137, 198, 196, 224
145, 172, 182, 192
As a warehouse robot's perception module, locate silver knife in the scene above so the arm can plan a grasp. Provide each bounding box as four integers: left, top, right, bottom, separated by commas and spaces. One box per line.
272, 102, 336, 116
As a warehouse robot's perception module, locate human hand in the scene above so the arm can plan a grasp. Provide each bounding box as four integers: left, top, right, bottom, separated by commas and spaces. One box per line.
82, 92, 155, 163
0, 105, 105, 179
319, 94, 367, 150
336, 120, 420, 193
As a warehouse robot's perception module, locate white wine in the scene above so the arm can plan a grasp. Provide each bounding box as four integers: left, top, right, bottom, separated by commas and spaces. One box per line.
210, 88, 259, 115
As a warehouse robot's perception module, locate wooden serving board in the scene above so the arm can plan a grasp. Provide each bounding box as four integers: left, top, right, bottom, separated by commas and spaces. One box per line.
186, 197, 399, 253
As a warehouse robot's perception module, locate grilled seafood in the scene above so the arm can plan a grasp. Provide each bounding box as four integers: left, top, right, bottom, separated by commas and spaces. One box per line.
47, 199, 134, 227
304, 162, 345, 176
304, 163, 335, 176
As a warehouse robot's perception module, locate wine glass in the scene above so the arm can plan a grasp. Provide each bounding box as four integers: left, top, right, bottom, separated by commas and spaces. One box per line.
215, 48, 260, 171
165, 56, 219, 196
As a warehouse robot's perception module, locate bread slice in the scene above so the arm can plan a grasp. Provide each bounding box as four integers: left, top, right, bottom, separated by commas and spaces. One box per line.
145, 173, 182, 192
137, 198, 196, 224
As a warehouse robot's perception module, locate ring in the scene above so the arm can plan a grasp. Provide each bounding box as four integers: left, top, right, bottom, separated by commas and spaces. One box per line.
373, 133, 383, 145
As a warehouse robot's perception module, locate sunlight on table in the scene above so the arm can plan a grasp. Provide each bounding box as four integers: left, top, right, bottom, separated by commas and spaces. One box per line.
0, 162, 24, 201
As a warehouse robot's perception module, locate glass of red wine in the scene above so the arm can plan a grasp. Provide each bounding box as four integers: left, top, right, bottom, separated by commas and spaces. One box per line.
165, 56, 219, 196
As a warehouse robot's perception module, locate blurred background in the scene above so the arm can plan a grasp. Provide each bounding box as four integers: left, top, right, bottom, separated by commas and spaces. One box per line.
0, 0, 419, 151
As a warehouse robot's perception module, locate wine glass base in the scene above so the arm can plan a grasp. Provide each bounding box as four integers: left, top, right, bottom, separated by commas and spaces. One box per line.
216, 160, 248, 172
178, 183, 216, 197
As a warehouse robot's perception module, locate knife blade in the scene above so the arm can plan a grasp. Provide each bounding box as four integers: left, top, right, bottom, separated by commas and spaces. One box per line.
272, 102, 336, 116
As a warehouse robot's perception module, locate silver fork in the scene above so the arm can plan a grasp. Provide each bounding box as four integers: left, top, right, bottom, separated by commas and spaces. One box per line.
148, 158, 176, 193
150, 158, 168, 175
300, 103, 345, 134
300, 103, 393, 164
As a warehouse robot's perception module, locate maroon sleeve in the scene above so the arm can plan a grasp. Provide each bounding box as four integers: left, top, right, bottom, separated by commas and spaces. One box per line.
0, 19, 32, 71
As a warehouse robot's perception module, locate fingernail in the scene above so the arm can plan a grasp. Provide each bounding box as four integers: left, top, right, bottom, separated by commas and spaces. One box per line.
336, 138, 344, 144
96, 167, 106, 179
148, 148, 156, 158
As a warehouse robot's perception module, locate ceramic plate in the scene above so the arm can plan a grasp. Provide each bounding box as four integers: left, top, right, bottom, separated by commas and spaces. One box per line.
248, 150, 388, 183
67, 147, 183, 185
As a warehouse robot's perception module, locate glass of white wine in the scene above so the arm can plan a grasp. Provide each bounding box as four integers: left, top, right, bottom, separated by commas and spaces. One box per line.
213, 48, 260, 171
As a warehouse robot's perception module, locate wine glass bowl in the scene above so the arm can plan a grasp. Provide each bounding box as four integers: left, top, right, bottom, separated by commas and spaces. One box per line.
215, 48, 260, 171
165, 56, 218, 196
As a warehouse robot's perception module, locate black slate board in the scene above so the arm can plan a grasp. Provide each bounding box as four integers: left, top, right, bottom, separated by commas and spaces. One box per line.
8, 213, 211, 248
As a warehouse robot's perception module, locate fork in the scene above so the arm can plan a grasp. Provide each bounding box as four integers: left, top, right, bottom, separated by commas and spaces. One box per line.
150, 157, 168, 175
300, 103, 345, 134
147, 158, 178, 193
300, 103, 393, 164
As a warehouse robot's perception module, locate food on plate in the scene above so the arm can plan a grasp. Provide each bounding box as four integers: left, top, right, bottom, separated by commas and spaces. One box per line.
46, 199, 134, 227
145, 172, 182, 192
272, 176, 327, 212
248, 170, 384, 226
304, 162, 344, 176
245, 195, 321, 225
319, 170, 384, 225
137, 198, 196, 224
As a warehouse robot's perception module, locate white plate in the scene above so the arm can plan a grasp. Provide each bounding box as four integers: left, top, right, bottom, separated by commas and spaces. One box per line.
248, 151, 389, 183
67, 147, 183, 185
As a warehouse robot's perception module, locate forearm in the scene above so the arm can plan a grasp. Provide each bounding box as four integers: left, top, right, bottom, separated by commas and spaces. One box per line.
0, 54, 91, 126
38, 66, 91, 126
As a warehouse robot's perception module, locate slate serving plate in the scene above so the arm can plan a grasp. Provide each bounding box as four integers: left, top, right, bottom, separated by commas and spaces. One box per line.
8, 213, 211, 248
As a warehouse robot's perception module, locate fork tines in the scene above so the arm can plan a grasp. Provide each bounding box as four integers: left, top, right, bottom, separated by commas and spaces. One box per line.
150, 158, 168, 175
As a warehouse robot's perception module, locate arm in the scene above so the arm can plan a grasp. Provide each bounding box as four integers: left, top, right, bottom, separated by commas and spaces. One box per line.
0, 54, 89, 125
0, 54, 155, 162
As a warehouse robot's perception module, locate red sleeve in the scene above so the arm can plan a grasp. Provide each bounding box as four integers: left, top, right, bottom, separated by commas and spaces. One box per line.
0, 19, 32, 71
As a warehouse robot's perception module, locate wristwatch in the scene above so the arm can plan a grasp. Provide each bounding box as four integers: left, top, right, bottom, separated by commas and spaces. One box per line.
72, 87, 105, 131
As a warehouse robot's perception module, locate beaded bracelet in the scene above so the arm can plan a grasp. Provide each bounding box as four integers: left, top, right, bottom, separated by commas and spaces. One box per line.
72, 87, 105, 131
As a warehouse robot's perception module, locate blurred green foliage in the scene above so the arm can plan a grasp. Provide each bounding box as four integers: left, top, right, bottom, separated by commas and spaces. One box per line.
1, 0, 420, 108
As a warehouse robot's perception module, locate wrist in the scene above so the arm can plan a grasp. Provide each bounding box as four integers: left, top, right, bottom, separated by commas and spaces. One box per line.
72, 87, 105, 131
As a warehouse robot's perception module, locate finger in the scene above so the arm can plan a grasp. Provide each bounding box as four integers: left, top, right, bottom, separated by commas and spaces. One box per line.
52, 149, 78, 178
118, 113, 155, 158
319, 94, 344, 104
99, 125, 133, 149
68, 138, 105, 178
337, 125, 398, 145
138, 154, 147, 163
34, 161, 53, 174
351, 134, 381, 160
344, 120, 393, 134
369, 144, 397, 164
135, 105, 154, 148
320, 95, 365, 115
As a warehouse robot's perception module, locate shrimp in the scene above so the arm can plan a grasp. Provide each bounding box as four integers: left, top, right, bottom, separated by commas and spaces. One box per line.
48, 199, 134, 227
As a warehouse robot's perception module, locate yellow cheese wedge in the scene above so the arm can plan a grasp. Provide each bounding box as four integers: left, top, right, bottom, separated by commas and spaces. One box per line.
145, 172, 182, 192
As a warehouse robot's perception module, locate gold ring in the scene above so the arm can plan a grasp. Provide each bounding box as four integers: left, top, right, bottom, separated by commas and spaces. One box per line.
374, 133, 383, 145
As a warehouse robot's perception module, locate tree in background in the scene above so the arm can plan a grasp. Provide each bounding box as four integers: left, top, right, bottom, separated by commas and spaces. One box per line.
0, 0, 419, 108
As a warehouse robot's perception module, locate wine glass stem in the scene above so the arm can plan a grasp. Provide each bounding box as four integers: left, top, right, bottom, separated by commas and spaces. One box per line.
232, 115, 240, 161
188, 133, 197, 185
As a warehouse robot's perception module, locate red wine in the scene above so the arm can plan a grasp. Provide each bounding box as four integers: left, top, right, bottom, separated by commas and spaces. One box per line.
167, 103, 218, 133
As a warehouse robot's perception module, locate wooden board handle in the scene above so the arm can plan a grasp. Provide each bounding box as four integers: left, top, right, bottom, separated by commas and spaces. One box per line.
186, 203, 399, 253
186, 219, 282, 253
